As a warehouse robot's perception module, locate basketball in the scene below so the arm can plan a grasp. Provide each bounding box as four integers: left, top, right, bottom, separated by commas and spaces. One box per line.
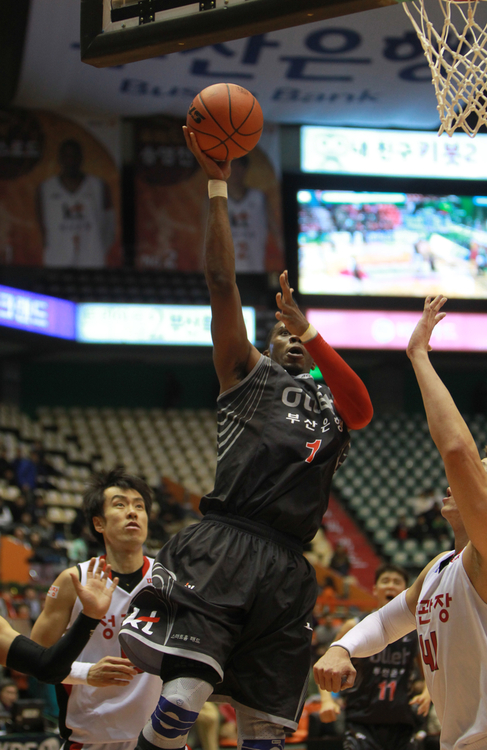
186, 83, 263, 162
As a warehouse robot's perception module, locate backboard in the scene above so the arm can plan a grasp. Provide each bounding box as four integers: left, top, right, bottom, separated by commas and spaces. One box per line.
81, 0, 404, 67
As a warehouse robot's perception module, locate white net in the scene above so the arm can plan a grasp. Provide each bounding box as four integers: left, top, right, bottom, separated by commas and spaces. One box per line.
403, 0, 487, 136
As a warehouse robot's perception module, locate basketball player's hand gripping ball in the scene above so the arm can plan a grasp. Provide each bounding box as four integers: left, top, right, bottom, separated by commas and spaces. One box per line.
186, 83, 263, 162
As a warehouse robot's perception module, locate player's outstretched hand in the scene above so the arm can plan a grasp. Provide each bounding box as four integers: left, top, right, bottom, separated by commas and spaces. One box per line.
69, 558, 119, 620
319, 695, 341, 723
313, 646, 356, 693
406, 295, 447, 360
409, 685, 431, 717
275, 270, 309, 338
86, 655, 138, 687
182, 126, 232, 181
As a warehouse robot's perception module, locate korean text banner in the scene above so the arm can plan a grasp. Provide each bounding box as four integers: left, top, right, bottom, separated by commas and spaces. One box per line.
301, 127, 487, 179
76, 303, 256, 345
12, 0, 455, 129
0, 285, 76, 338
307, 309, 487, 351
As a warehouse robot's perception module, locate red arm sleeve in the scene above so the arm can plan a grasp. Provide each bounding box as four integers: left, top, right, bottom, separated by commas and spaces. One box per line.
303, 333, 373, 430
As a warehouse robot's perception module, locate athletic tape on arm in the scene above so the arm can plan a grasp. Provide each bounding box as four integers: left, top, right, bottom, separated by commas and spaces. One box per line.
330, 590, 416, 658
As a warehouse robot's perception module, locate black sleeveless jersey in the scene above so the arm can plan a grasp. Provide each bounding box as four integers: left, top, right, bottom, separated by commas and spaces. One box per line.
345, 628, 419, 726
200, 355, 350, 543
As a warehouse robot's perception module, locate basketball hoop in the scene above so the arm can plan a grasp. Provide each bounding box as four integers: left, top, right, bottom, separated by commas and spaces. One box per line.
403, 0, 487, 136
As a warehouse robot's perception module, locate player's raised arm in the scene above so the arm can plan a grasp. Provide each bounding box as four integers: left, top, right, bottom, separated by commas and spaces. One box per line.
0, 558, 118, 684
407, 296, 487, 570
183, 127, 260, 393
275, 271, 373, 430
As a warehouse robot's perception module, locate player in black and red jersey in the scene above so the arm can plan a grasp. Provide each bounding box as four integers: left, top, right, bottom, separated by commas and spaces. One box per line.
119, 131, 374, 750
319, 563, 430, 750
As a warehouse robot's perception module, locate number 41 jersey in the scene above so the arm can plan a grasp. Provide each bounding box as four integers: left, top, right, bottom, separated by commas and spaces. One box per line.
416, 549, 487, 750
200, 354, 350, 544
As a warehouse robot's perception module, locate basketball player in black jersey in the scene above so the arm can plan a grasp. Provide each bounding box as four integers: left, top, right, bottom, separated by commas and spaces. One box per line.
119, 130, 373, 750
319, 564, 430, 750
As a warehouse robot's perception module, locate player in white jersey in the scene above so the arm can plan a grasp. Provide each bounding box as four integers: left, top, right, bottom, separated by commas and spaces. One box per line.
31, 468, 161, 750
36, 139, 115, 268
227, 156, 282, 273
314, 295, 487, 750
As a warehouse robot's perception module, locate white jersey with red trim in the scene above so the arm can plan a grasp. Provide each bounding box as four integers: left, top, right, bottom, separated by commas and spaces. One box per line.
227, 189, 268, 273
39, 174, 109, 268
416, 548, 487, 750
59, 556, 161, 744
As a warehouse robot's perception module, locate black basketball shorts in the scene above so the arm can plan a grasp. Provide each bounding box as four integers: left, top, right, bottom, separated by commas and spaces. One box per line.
343, 723, 419, 750
119, 513, 318, 731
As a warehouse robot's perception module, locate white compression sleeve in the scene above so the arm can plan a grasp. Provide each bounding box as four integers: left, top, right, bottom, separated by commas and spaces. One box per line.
330, 590, 416, 658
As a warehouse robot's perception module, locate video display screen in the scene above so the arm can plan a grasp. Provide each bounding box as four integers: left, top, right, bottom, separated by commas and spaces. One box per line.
297, 189, 487, 299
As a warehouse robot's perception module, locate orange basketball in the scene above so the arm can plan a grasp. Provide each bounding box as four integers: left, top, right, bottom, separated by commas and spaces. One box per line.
186, 83, 263, 162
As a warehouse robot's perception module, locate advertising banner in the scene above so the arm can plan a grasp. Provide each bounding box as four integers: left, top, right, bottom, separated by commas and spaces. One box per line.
0, 108, 122, 267
13, 0, 451, 130
133, 116, 284, 272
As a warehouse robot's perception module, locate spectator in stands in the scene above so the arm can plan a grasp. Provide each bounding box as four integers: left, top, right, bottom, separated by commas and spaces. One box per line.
412, 487, 437, 518
157, 491, 189, 531
0, 499, 13, 531
0, 451, 13, 484
32, 496, 47, 523
0, 587, 17, 619
305, 523, 334, 568
11, 526, 29, 545
10, 495, 28, 525
392, 511, 411, 541
147, 502, 170, 549
17, 511, 34, 538
28, 531, 66, 565
66, 529, 90, 566
313, 612, 338, 660
14, 451, 39, 498
0, 679, 18, 732
410, 514, 432, 542
330, 541, 352, 577
22, 586, 42, 624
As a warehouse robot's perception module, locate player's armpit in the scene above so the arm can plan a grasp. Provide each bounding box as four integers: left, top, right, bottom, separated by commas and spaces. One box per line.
30, 566, 79, 647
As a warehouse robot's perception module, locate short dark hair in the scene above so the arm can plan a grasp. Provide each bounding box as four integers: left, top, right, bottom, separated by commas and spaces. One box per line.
264, 322, 280, 352
374, 563, 408, 587
83, 468, 153, 546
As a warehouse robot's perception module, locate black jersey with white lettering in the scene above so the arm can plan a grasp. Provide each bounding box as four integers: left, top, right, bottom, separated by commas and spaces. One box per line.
345, 630, 419, 726
200, 355, 350, 544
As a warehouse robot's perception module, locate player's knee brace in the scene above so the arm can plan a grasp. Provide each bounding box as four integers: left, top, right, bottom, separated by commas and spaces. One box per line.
141, 677, 213, 750
237, 714, 286, 750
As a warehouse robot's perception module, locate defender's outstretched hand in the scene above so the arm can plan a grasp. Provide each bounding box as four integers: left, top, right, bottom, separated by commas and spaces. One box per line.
183, 126, 232, 181
275, 270, 309, 338
407, 295, 447, 360
70, 558, 119, 621
313, 646, 357, 693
